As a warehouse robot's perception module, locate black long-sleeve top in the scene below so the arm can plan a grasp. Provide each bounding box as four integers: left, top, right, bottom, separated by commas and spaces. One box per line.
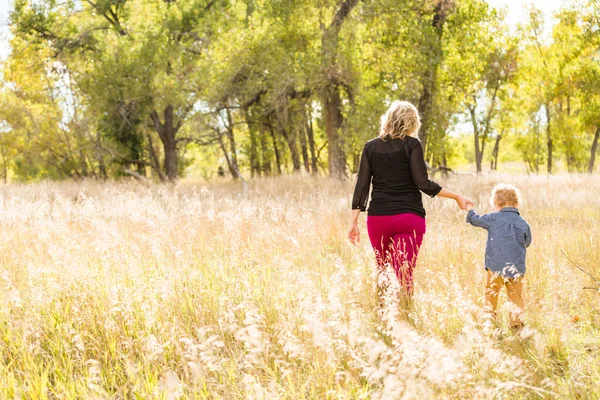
351, 136, 442, 218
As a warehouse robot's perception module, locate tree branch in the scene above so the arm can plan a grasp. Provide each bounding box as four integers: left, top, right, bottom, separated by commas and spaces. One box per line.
123, 168, 148, 181
561, 250, 600, 286
147, 134, 167, 181
150, 110, 167, 143
85, 0, 127, 35
329, 0, 360, 32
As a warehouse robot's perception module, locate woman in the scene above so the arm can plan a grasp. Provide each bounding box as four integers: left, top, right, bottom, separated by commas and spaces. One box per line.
348, 101, 472, 295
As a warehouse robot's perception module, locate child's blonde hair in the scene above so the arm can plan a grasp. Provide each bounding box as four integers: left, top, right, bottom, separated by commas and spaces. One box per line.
491, 184, 521, 209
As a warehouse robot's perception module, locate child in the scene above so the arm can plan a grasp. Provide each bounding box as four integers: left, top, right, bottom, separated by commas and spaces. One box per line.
466, 184, 532, 330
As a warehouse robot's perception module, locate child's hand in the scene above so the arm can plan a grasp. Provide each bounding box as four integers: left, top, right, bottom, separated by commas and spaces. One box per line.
465, 203, 474, 211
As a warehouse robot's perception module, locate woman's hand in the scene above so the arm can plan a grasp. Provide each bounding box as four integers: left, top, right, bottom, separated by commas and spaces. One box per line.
436, 188, 473, 210
348, 222, 360, 245
348, 209, 361, 245
456, 195, 474, 211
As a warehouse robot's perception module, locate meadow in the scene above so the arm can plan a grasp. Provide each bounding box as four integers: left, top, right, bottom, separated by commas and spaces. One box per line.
0, 174, 599, 399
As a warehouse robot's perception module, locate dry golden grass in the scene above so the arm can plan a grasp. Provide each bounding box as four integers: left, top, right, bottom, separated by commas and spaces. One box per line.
0, 174, 599, 399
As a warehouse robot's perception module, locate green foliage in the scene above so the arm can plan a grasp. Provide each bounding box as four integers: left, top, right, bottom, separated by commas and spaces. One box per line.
1, 0, 599, 181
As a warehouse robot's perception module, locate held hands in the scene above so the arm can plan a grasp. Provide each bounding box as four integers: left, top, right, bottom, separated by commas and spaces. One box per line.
456, 195, 474, 211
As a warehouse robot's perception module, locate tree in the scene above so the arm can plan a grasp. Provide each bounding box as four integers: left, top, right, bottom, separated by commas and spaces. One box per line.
3, 0, 597, 182
320, 0, 360, 178
10, 0, 229, 181
577, 1, 600, 173
465, 38, 518, 173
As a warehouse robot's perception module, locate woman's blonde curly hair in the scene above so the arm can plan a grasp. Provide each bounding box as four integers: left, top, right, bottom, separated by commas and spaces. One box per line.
379, 101, 421, 140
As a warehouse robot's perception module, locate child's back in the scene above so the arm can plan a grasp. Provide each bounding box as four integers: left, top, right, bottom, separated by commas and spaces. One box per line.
467, 206, 531, 278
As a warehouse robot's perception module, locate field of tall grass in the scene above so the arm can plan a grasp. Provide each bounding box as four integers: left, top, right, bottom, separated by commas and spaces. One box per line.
0, 174, 599, 399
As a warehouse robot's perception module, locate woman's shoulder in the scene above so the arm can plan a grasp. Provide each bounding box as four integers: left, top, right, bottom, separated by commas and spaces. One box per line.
404, 136, 421, 146
365, 136, 417, 153
363, 137, 382, 151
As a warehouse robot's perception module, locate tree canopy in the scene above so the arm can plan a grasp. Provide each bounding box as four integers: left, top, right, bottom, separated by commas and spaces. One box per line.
1, 0, 599, 182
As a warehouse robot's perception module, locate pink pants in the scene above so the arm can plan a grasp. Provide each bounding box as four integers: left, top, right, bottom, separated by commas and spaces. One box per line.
366, 213, 426, 294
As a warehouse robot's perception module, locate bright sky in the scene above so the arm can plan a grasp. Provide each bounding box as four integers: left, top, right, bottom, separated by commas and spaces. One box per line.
1, 0, 11, 62
488, 0, 564, 31
0, 0, 566, 63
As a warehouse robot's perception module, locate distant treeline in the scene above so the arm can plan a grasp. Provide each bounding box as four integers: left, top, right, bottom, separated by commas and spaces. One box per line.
0, 0, 598, 182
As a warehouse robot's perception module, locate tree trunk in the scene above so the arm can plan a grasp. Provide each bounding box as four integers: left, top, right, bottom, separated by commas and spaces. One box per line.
216, 128, 241, 180
268, 124, 282, 175
321, 0, 359, 179
417, 0, 452, 154
469, 86, 498, 174
225, 109, 240, 179
95, 131, 108, 180
566, 154, 575, 173
491, 134, 502, 171
147, 134, 167, 181
244, 109, 260, 177
150, 104, 181, 181
98, 154, 107, 179
78, 149, 89, 177
352, 147, 360, 173
480, 139, 487, 173
304, 104, 318, 174
545, 104, 553, 174
136, 155, 147, 176
474, 136, 483, 173
260, 121, 272, 175
523, 152, 534, 174
589, 126, 600, 174
535, 120, 541, 173
217, 133, 234, 178
418, 77, 435, 154
280, 127, 302, 172
163, 142, 178, 180
469, 106, 483, 174
323, 87, 346, 177
299, 126, 310, 173
0, 145, 7, 184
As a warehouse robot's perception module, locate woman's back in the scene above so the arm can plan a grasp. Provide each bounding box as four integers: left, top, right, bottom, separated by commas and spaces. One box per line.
353, 136, 441, 217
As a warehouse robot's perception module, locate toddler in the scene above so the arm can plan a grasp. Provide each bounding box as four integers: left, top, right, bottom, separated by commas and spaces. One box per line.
466, 184, 532, 330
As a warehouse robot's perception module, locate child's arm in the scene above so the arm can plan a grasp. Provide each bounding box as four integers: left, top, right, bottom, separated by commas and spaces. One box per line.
525, 223, 532, 248
465, 206, 494, 229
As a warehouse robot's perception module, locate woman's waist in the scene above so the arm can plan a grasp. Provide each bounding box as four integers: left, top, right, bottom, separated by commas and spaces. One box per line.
367, 203, 426, 218
369, 191, 423, 204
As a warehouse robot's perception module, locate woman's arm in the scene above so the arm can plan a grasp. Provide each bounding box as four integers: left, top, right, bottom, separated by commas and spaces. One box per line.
437, 188, 473, 210
351, 143, 371, 212
409, 142, 473, 210
409, 141, 472, 209
349, 144, 371, 245
409, 140, 443, 197
348, 209, 361, 245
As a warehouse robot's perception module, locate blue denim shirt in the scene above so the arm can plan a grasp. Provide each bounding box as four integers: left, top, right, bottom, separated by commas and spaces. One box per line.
466, 207, 532, 278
